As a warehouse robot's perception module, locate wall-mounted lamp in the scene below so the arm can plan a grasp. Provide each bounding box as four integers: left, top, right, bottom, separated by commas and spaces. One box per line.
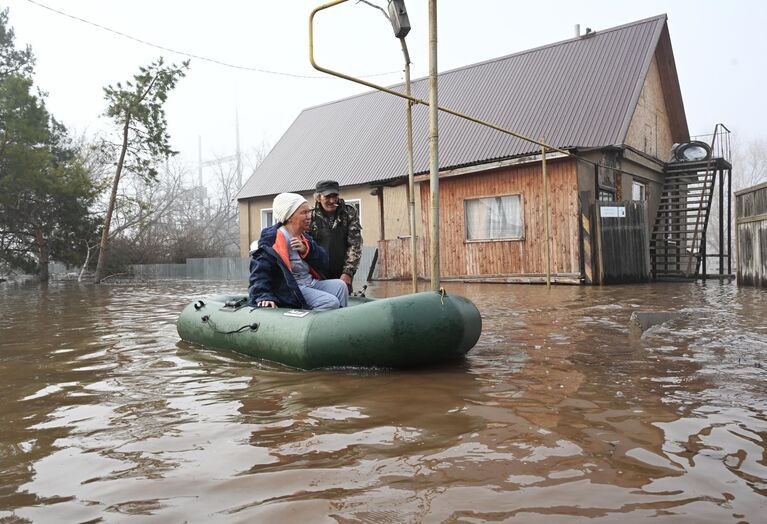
387, 0, 411, 38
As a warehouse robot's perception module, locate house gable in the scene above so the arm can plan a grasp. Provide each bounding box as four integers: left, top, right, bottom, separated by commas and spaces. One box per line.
625, 55, 674, 159
623, 23, 689, 160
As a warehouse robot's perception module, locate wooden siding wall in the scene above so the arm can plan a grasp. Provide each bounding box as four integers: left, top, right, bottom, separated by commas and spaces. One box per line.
376, 237, 427, 280
654, 24, 689, 143
382, 184, 424, 239
736, 182, 767, 288
416, 158, 580, 278
625, 55, 674, 160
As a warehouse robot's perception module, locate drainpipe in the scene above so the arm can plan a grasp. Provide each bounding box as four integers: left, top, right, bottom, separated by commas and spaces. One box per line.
377, 187, 385, 241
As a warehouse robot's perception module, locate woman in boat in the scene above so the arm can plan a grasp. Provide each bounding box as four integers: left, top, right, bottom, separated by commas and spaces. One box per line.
247, 193, 349, 310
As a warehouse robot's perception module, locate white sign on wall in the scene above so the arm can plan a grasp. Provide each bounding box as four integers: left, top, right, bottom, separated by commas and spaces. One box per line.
600, 206, 626, 218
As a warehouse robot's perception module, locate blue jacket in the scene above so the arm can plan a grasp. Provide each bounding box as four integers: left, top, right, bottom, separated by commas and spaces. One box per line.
247, 223, 330, 308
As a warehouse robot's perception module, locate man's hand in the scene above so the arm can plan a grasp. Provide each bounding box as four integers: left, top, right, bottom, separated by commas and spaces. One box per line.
257, 300, 277, 308
340, 273, 353, 292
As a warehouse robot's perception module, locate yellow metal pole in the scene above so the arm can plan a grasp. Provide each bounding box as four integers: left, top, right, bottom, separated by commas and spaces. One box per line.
309, 0, 571, 159
308, 0, 587, 291
542, 141, 551, 287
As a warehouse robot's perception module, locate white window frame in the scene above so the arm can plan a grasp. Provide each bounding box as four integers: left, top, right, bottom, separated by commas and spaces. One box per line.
464, 194, 524, 242
261, 208, 274, 229
345, 198, 362, 225
598, 189, 615, 202
632, 180, 646, 201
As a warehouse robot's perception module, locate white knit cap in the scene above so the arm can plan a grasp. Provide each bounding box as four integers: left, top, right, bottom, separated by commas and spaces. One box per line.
272, 193, 307, 224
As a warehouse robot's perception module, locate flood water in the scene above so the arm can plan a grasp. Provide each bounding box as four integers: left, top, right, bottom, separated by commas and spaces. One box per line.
0, 279, 765, 522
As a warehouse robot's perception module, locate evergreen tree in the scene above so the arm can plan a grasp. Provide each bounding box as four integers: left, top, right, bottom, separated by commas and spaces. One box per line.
0, 8, 33, 78
0, 8, 98, 281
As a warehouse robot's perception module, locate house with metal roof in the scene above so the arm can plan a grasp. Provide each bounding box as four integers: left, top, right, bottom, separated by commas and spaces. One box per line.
237, 14, 731, 284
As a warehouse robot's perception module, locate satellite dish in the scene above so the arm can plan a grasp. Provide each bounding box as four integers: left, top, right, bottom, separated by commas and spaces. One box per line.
671, 141, 711, 162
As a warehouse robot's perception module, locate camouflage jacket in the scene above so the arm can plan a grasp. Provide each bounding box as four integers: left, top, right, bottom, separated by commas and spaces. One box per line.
309, 199, 363, 277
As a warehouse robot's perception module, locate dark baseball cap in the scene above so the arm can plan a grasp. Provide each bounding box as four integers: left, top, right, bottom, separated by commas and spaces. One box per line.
316, 180, 340, 196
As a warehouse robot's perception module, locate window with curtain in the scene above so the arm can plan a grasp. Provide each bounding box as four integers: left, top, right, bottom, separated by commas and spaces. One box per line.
464, 195, 523, 241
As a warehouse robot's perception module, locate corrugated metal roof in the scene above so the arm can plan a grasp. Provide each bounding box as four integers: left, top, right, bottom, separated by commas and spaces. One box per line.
238, 14, 668, 200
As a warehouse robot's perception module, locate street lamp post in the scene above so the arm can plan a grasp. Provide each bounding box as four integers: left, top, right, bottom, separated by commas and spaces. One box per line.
386, 1, 418, 293
311, 0, 452, 291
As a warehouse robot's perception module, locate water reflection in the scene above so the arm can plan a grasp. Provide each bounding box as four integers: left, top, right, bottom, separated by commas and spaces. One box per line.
237, 365, 486, 474
0, 280, 765, 521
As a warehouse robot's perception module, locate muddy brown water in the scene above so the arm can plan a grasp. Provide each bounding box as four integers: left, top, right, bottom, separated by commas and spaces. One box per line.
0, 280, 765, 522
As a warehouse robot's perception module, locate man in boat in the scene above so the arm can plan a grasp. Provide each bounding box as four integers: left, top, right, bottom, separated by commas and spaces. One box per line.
309, 180, 363, 292
248, 193, 348, 310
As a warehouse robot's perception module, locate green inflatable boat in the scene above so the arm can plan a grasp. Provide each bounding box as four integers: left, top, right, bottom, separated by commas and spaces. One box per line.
177, 291, 482, 369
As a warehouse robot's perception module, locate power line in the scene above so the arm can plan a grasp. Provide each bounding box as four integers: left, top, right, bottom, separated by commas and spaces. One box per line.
24, 0, 681, 184
24, 0, 401, 80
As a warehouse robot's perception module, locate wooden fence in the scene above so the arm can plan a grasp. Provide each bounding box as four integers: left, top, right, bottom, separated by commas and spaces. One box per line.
129, 247, 377, 288
375, 237, 427, 280
735, 181, 767, 288
594, 201, 650, 284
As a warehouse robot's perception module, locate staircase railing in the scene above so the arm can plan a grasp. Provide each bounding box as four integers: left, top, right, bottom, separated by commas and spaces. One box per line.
651, 124, 731, 279
696, 124, 732, 278
685, 153, 717, 275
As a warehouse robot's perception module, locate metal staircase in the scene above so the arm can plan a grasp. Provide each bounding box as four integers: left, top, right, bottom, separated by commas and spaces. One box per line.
650, 125, 732, 280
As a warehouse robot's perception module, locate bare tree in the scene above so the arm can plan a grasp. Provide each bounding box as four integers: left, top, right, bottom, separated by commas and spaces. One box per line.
706, 137, 767, 270
83, 138, 271, 272
733, 138, 767, 189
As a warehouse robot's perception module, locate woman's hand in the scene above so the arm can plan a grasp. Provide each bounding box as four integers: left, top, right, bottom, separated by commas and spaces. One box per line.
290, 236, 307, 255
257, 300, 277, 308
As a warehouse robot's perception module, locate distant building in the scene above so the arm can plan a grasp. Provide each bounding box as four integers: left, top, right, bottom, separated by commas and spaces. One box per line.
237, 14, 729, 284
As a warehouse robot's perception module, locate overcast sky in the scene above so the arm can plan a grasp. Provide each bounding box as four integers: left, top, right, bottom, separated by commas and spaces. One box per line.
4, 0, 765, 182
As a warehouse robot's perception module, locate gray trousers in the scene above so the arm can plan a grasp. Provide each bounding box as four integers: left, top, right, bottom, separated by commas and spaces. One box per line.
298, 279, 349, 310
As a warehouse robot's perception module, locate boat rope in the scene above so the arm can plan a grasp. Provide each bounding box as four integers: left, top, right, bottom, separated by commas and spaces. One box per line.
200, 315, 259, 335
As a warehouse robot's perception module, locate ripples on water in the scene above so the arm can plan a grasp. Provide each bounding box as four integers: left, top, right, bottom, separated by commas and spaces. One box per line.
0, 280, 765, 522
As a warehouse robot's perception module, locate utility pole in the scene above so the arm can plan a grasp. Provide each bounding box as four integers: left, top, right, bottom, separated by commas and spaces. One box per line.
235, 109, 242, 189
197, 135, 204, 206
428, 0, 440, 291
542, 141, 551, 287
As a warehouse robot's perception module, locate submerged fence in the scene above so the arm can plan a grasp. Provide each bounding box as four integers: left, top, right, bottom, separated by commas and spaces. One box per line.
594, 201, 650, 284
130, 247, 378, 288
735, 182, 767, 288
